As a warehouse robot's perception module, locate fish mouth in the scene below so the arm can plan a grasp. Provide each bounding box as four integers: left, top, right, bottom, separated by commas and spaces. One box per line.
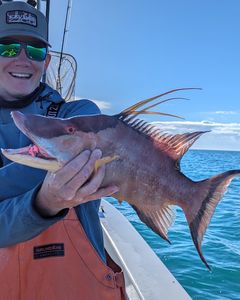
1, 111, 62, 172
2, 143, 62, 172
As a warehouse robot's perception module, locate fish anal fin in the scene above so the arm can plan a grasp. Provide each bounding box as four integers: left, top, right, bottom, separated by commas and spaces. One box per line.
131, 204, 176, 243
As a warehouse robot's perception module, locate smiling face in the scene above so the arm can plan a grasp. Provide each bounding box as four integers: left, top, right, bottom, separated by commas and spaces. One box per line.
0, 36, 51, 101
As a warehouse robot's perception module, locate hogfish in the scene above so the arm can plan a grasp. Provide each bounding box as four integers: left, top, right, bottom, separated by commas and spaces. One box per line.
2, 88, 240, 269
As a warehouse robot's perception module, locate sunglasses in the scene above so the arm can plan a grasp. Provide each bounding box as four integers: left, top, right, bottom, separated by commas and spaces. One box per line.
0, 41, 47, 62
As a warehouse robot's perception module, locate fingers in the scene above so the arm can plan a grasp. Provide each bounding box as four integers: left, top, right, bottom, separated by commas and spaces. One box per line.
74, 164, 119, 204
66, 149, 102, 191
36, 148, 118, 216
57, 150, 103, 201
53, 149, 92, 187
75, 164, 106, 197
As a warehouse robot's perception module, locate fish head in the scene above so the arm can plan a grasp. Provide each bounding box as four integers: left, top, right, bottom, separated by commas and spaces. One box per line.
2, 111, 98, 171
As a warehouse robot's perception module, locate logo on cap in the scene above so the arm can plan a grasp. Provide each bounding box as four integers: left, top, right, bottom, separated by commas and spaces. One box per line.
6, 10, 37, 27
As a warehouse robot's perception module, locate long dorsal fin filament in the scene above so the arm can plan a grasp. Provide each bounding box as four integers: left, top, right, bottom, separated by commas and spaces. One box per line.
118, 87, 201, 119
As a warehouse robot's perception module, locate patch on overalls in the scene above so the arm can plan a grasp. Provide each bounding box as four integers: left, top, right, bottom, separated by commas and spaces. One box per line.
33, 243, 64, 259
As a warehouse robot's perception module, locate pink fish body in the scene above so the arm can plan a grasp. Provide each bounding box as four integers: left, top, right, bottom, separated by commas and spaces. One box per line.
3, 89, 240, 269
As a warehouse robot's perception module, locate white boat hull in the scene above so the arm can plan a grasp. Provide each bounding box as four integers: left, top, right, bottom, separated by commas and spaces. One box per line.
100, 199, 191, 300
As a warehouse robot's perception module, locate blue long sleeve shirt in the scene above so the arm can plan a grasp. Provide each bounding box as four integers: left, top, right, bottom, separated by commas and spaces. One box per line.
0, 83, 106, 262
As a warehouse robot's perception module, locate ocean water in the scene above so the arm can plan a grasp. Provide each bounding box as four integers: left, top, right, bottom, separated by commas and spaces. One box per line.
108, 150, 240, 300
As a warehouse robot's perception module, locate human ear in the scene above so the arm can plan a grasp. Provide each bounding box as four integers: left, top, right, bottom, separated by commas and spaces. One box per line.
44, 53, 51, 72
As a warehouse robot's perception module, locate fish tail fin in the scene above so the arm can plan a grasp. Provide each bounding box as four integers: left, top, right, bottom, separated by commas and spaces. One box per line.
183, 170, 240, 270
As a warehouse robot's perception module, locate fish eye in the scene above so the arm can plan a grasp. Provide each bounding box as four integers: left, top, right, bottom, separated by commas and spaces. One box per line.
66, 126, 76, 134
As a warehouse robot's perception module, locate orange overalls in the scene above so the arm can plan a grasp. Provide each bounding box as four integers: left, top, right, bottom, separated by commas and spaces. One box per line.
0, 209, 127, 300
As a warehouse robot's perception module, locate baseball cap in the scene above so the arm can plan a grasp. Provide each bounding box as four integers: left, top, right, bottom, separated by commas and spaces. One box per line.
0, 1, 51, 46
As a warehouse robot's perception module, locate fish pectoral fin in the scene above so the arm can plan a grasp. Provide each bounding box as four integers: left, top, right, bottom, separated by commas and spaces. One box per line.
131, 204, 176, 243
94, 155, 120, 172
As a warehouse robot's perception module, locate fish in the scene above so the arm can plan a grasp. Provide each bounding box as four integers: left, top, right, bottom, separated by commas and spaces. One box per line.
2, 88, 240, 269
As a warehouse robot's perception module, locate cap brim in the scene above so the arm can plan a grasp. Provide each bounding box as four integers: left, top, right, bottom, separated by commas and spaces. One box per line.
0, 30, 51, 47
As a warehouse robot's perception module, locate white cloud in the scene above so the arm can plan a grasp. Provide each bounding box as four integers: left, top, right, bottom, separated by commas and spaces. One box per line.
151, 121, 240, 151
214, 111, 238, 115
70, 96, 112, 110
91, 100, 112, 110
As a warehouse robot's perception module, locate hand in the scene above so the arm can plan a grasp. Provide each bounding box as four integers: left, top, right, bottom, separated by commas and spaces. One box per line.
35, 149, 119, 217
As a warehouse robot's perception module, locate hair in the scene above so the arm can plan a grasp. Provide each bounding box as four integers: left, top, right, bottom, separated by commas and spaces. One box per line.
27, 0, 37, 7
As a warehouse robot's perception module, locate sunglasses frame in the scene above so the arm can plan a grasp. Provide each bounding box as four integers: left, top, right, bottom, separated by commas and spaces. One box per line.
0, 40, 48, 62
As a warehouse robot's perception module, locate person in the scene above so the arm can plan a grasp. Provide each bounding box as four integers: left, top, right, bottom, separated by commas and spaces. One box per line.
0, 1, 126, 299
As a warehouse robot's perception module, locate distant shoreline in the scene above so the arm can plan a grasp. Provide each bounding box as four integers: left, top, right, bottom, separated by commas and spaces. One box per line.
190, 148, 240, 152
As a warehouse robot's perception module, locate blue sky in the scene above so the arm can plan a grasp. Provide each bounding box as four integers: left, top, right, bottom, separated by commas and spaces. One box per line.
47, 0, 240, 151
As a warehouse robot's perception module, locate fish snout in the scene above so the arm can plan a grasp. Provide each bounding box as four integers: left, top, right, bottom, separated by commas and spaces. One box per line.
11, 111, 27, 132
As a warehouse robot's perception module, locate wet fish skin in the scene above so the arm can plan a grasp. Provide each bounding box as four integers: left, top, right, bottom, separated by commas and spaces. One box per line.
2, 89, 240, 270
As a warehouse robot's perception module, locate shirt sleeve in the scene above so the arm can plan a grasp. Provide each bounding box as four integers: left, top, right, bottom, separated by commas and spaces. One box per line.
0, 183, 68, 247
58, 98, 101, 118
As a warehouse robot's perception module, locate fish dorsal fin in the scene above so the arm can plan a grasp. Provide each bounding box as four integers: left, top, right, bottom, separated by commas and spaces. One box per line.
119, 113, 208, 161
155, 131, 209, 161
116, 88, 205, 161
117, 88, 201, 120
119, 88, 199, 117
115, 88, 205, 162
131, 204, 176, 243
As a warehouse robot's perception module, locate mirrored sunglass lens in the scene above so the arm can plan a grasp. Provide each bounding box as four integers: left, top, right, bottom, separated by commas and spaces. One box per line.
26, 45, 47, 61
0, 43, 20, 57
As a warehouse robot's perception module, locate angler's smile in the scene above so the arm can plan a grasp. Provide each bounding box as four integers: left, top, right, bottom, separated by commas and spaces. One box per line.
9, 72, 32, 79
